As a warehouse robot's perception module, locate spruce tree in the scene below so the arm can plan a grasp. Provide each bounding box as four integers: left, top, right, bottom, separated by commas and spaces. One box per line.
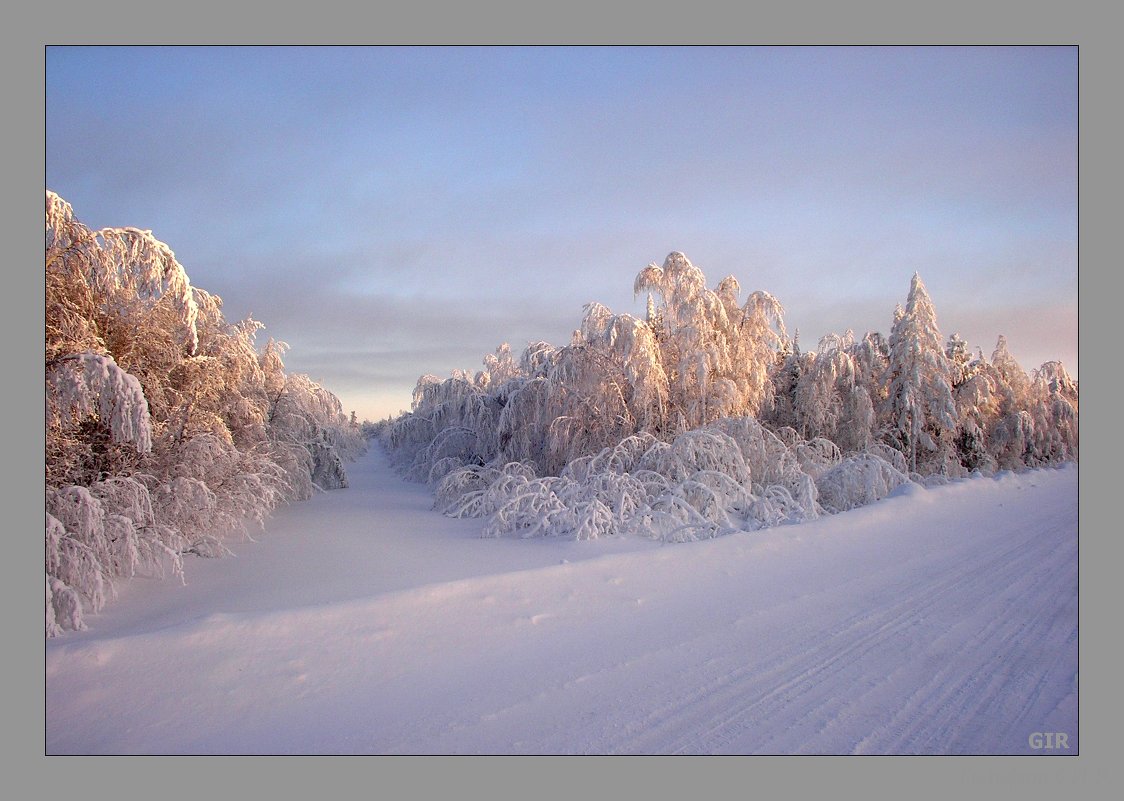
883, 274, 958, 474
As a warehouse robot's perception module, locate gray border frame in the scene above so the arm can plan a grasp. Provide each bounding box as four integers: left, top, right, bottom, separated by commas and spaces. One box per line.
13, 1, 1112, 796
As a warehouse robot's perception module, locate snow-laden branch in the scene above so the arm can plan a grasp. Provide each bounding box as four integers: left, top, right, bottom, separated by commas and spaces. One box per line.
45, 191, 366, 637
47, 352, 153, 453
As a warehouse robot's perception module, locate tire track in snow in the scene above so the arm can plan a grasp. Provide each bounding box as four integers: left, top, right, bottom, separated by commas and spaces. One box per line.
608, 493, 1077, 755
751, 521, 1072, 755
852, 521, 1077, 754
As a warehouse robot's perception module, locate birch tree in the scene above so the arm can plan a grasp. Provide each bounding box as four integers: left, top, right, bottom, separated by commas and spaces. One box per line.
635, 252, 785, 428
45, 191, 361, 635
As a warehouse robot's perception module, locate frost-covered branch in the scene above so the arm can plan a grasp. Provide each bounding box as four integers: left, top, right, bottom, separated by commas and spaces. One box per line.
47, 352, 153, 453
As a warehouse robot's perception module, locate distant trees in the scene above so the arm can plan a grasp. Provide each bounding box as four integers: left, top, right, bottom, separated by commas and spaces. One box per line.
383, 250, 1077, 544
45, 191, 364, 636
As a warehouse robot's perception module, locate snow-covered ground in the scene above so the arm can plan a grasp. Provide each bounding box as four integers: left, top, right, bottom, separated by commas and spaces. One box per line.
45, 445, 1078, 755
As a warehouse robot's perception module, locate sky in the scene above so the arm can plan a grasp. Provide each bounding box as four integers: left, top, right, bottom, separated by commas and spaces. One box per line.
45, 46, 1078, 422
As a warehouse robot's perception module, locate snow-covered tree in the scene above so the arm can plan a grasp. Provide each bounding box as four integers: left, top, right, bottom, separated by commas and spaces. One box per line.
882, 274, 958, 475
45, 191, 362, 636
788, 333, 874, 452
482, 342, 521, 387
990, 335, 1032, 406
984, 335, 1038, 470
635, 252, 785, 428
940, 334, 1004, 473
1030, 361, 1079, 463
764, 346, 810, 433
384, 248, 1077, 552
634, 252, 726, 428
46, 352, 153, 479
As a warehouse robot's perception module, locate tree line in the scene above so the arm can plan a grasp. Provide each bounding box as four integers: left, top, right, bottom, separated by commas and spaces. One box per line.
381, 251, 1077, 541
45, 191, 365, 636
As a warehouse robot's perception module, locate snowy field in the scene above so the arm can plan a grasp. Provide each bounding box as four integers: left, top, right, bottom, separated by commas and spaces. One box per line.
45, 445, 1078, 755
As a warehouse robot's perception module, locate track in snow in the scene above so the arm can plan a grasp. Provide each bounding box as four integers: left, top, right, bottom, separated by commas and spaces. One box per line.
607, 488, 1078, 755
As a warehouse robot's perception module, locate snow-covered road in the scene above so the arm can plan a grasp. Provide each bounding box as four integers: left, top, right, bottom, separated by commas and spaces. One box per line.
46, 446, 1078, 755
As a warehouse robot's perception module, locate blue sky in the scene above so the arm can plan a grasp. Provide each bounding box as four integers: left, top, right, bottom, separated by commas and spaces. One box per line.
45, 46, 1078, 421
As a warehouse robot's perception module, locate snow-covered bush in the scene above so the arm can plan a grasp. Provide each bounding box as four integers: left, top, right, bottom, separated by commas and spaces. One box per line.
430, 417, 827, 542
814, 452, 911, 514
438, 461, 539, 520
482, 475, 587, 539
